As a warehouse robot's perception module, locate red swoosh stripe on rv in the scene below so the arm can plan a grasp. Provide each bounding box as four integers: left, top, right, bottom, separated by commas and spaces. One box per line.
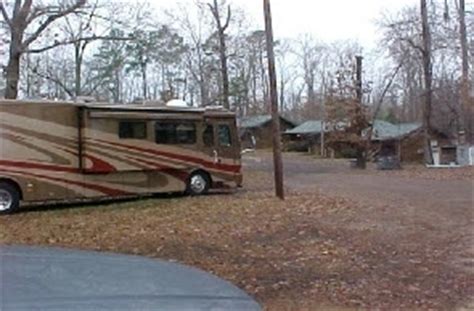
60, 148, 117, 173
93, 139, 241, 174
0, 160, 79, 173
0, 168, 130, 196
127, 157, 189, 181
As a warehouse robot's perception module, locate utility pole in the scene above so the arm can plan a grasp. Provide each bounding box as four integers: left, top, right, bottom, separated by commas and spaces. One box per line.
263, 0, 284, 200
420, 0, 434, 164
459, 0, 470, 144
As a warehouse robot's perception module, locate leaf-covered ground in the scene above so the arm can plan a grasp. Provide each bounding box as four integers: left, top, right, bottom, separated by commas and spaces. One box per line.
1, 162, 473, 310
377, 165, 474, 181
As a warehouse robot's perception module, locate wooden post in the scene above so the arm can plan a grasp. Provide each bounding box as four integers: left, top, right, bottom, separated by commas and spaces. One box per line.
421, 0, 434, 164
263, 0, 284, 200
459, 0, 470, 144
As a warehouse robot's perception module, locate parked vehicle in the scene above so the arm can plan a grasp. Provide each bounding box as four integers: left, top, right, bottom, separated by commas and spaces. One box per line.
0, 100, 242, 214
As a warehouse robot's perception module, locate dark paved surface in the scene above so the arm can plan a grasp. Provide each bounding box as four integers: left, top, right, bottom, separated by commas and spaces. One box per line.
0, 246, 261, 311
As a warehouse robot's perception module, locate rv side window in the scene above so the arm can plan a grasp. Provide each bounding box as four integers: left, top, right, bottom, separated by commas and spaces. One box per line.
119, 121, 147, 139
218, 124, 232, 147
155, 121, 196, 145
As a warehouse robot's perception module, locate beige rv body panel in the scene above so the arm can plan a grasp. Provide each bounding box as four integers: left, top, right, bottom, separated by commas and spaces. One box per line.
0, 100, 242, 204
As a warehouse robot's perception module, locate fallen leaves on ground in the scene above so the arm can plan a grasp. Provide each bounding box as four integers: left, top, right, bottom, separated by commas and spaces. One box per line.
1, 179, 472, 311
376, 165, 474, 181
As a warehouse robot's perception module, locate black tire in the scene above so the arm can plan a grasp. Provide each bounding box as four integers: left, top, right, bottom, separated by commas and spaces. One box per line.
0, 182, 20, 215
186, 172, 210, 196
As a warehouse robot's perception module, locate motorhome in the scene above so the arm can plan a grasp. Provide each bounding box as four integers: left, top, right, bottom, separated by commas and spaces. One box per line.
0, 100, 242, 214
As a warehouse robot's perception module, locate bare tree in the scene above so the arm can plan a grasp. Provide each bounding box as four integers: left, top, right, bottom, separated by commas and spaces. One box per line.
208, 0, 231, 109
294, 35, 325, 118
275, 39, 293, 113
171, 1, 213, 107
0, 0, 87, 99
246, 30, 268, 112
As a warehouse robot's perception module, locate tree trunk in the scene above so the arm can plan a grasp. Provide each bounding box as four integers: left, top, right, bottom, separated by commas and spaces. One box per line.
279, 73, 285, 112
307, 80, 315, 105
355, 55, 367, 169
209, 0, 231, 110
113, 68, 120, 103
199, 74, 209, 107
5, 33, 22, 99
421, 0, 434, 164
25, 53, 31, 97
218, 29, 230, 109
260, 48, 269, 111
141, 63, 148, 100
251, 61, 257, 107
74, 44, 82, 98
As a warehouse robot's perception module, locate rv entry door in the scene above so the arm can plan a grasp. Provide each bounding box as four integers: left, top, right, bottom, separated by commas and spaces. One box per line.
203, 118, 240, 166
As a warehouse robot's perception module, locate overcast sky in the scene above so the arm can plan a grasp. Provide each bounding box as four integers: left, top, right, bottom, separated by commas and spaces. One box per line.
153, 0, 419, 48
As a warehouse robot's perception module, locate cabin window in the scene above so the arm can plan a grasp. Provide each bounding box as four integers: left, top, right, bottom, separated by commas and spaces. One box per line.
218, 124, 232, 147
203, 125, 214, 147
155, 121, 196, 145
119, 121, 147, 139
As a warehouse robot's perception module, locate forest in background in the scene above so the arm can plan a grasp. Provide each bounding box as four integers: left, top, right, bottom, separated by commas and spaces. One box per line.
0, 0, 473, 141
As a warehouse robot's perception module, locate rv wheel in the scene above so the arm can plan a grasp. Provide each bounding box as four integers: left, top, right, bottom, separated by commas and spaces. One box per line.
186, 172, 210, 196
0, 182, 20, 215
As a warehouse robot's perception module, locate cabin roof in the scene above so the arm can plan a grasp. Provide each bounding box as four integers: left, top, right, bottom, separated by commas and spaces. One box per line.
372, 121, 422, 140
240, 115, 296, 129
283, 119, 422, 140
285, 120, 325, 135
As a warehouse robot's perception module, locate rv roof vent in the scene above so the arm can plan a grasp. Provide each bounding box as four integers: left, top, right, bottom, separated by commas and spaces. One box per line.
166, 99, 189, 108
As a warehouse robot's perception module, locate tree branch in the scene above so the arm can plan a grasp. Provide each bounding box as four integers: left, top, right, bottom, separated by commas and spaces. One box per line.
83, 0, 98, 31
223, 5, 231, 31
208, 1, 231, 32
30, 66, 75, 98
372, 59, 405, 122
22, 0, 87, 48
399, 37, 425, 54
19, 0, 33, 22
207, 2, 218, 20
86, 66, 117, 95
26, 6, 52, 24
366, 56, 406, 143
0, 1, 12, 28
25, 35, 132, 54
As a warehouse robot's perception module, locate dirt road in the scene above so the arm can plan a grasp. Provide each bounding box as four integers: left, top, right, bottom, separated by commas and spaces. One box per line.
244, 152, 474, 309
244, 152, 472, 208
